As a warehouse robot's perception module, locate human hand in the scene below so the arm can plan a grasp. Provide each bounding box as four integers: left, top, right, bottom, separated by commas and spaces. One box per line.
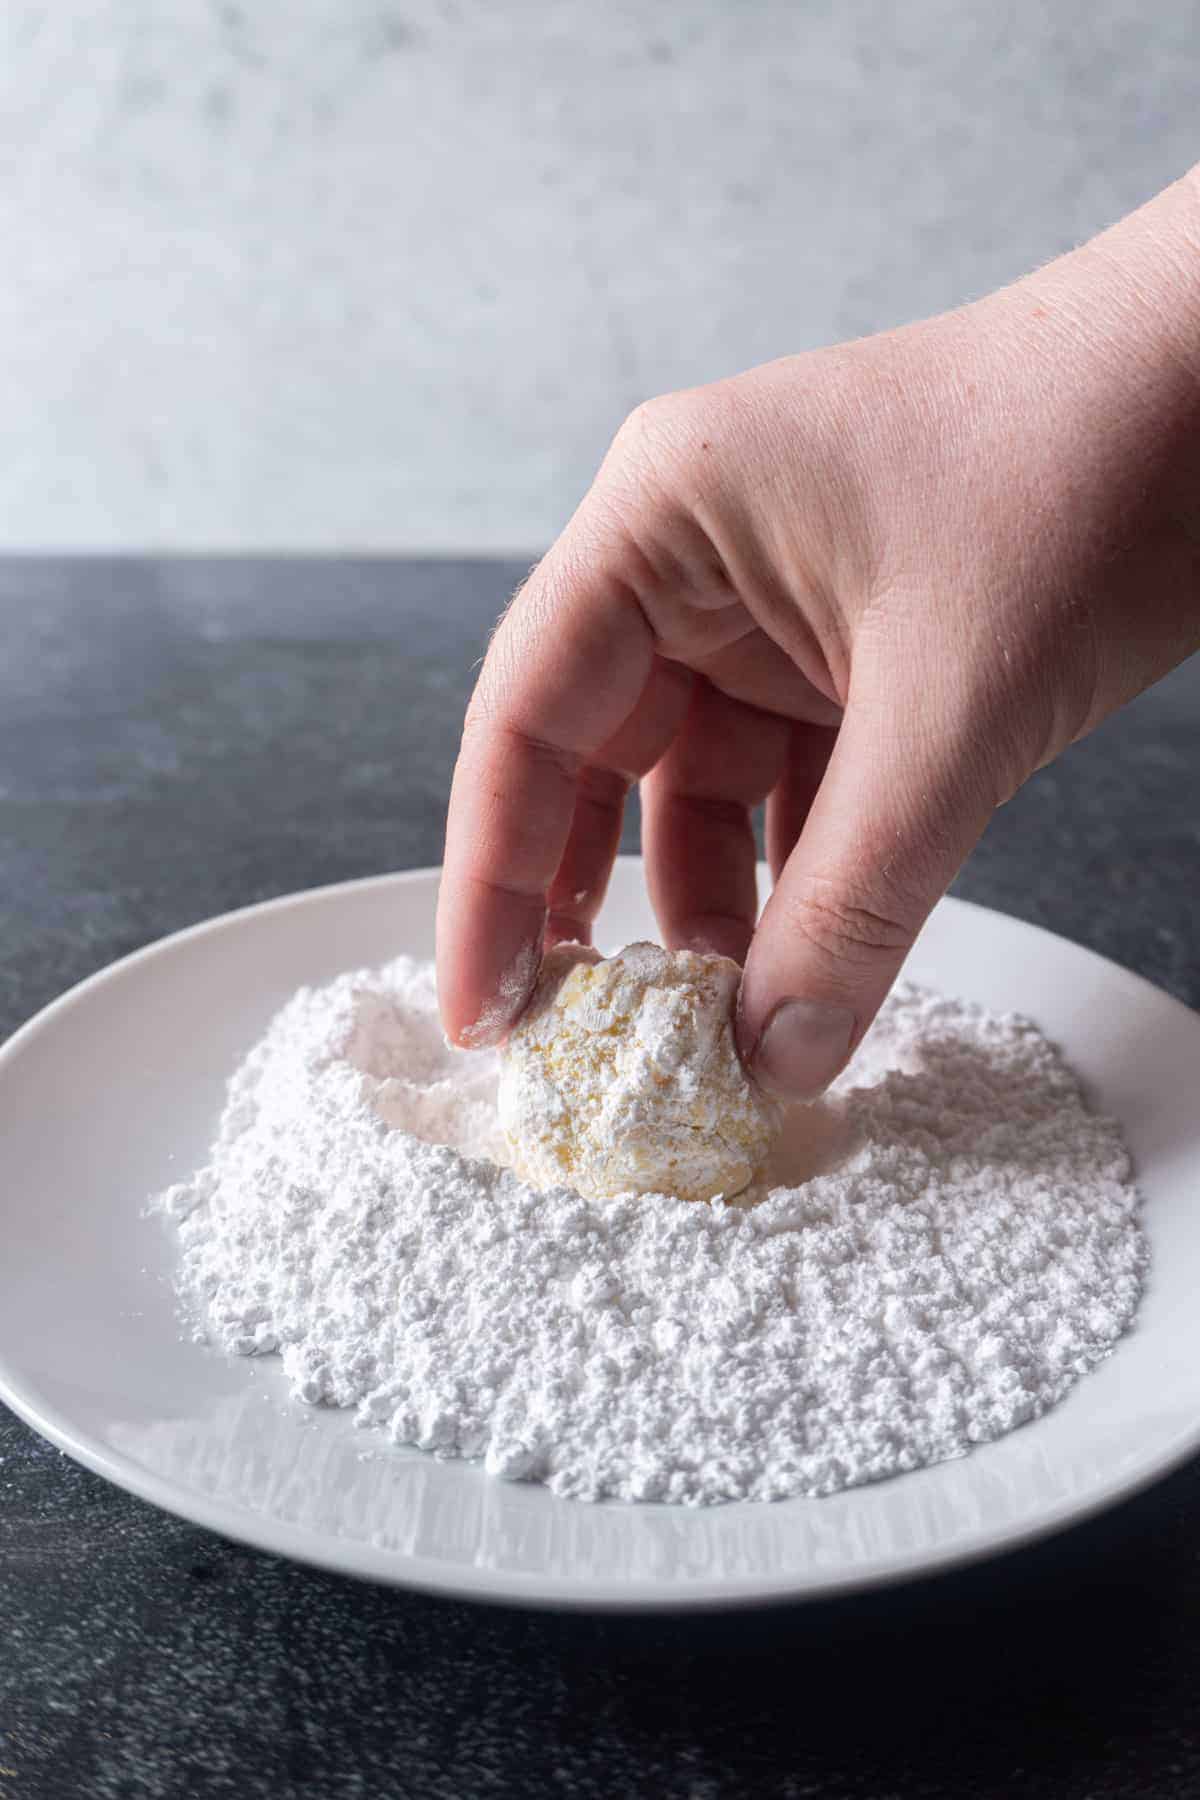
437, 169, 1200, 1098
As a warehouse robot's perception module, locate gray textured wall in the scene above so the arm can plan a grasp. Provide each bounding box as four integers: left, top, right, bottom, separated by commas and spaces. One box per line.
4, 1, 1198, 552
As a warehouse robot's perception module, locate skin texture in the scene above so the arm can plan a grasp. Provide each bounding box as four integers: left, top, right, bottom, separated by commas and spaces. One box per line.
437, 167, 1200, 1100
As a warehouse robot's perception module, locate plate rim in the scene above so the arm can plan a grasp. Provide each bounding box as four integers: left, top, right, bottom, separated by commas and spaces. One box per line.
2, 861, 1199, 1612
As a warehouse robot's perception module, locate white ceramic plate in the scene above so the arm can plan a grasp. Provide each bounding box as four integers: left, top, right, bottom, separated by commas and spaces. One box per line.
2, 862, 1199, 1611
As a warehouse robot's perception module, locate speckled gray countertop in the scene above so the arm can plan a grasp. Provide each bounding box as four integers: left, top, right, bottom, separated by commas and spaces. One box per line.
4, 561, 1200, 1800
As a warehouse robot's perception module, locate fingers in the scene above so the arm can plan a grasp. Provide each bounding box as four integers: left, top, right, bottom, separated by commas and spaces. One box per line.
544, 768, 631, 949
437, 540, 673, 1046
738, 680, 997, 1099
764, 722, 839, 881
686, 626, 843, 727
545, 657, 693, 946
642, 678, 791, 964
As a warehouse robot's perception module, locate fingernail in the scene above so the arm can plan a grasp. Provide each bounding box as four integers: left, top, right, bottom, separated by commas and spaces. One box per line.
459, 936, 542, 1048
750, 999, 855, 1100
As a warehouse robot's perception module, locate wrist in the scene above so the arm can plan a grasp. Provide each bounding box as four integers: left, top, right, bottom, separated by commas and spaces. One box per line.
994, 169, 1200, 518
960, 169, 1200, 732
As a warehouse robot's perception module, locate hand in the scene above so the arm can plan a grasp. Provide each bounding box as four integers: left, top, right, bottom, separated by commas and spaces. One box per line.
437, 168, 1200, 1098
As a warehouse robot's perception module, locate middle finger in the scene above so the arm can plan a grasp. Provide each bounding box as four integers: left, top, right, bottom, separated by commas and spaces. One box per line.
641, 678, 791, 963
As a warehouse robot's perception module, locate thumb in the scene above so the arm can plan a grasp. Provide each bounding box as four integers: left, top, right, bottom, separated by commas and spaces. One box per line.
737, 683, 997, 1100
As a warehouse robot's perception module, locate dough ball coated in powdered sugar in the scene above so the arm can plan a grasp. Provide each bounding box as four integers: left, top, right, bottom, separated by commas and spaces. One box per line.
497, 941, 782, 1203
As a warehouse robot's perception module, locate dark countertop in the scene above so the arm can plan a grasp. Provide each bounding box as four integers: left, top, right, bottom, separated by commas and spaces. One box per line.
4, 559, 1200, 1800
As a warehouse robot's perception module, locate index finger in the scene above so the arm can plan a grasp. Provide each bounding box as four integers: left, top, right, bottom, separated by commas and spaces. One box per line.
436, 539, 658, 1046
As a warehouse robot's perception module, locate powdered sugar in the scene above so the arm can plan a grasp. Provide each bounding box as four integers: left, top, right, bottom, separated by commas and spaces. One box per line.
159, 955, 1147, 1506
459, 936, 540, 1048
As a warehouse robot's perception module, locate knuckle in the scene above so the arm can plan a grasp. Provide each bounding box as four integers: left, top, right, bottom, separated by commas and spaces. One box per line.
674, 791, 751, 834
614, 392, 680, 451
610, 384, 734, 476
459, 707, 578, 787
576, 763, 629, 806
603, 399, 690, 504
461, 681, 507, 740
784, 885, 915, 973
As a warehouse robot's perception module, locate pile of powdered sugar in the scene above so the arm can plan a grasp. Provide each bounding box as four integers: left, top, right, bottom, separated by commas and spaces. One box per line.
159, 955, 1147, 1506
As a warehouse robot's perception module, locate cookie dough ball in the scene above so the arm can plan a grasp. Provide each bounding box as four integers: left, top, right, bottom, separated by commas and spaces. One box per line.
497, 942, 781, 1203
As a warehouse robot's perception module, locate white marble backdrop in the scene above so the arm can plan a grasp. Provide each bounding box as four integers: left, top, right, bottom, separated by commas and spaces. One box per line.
3, 0, 1198, 551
